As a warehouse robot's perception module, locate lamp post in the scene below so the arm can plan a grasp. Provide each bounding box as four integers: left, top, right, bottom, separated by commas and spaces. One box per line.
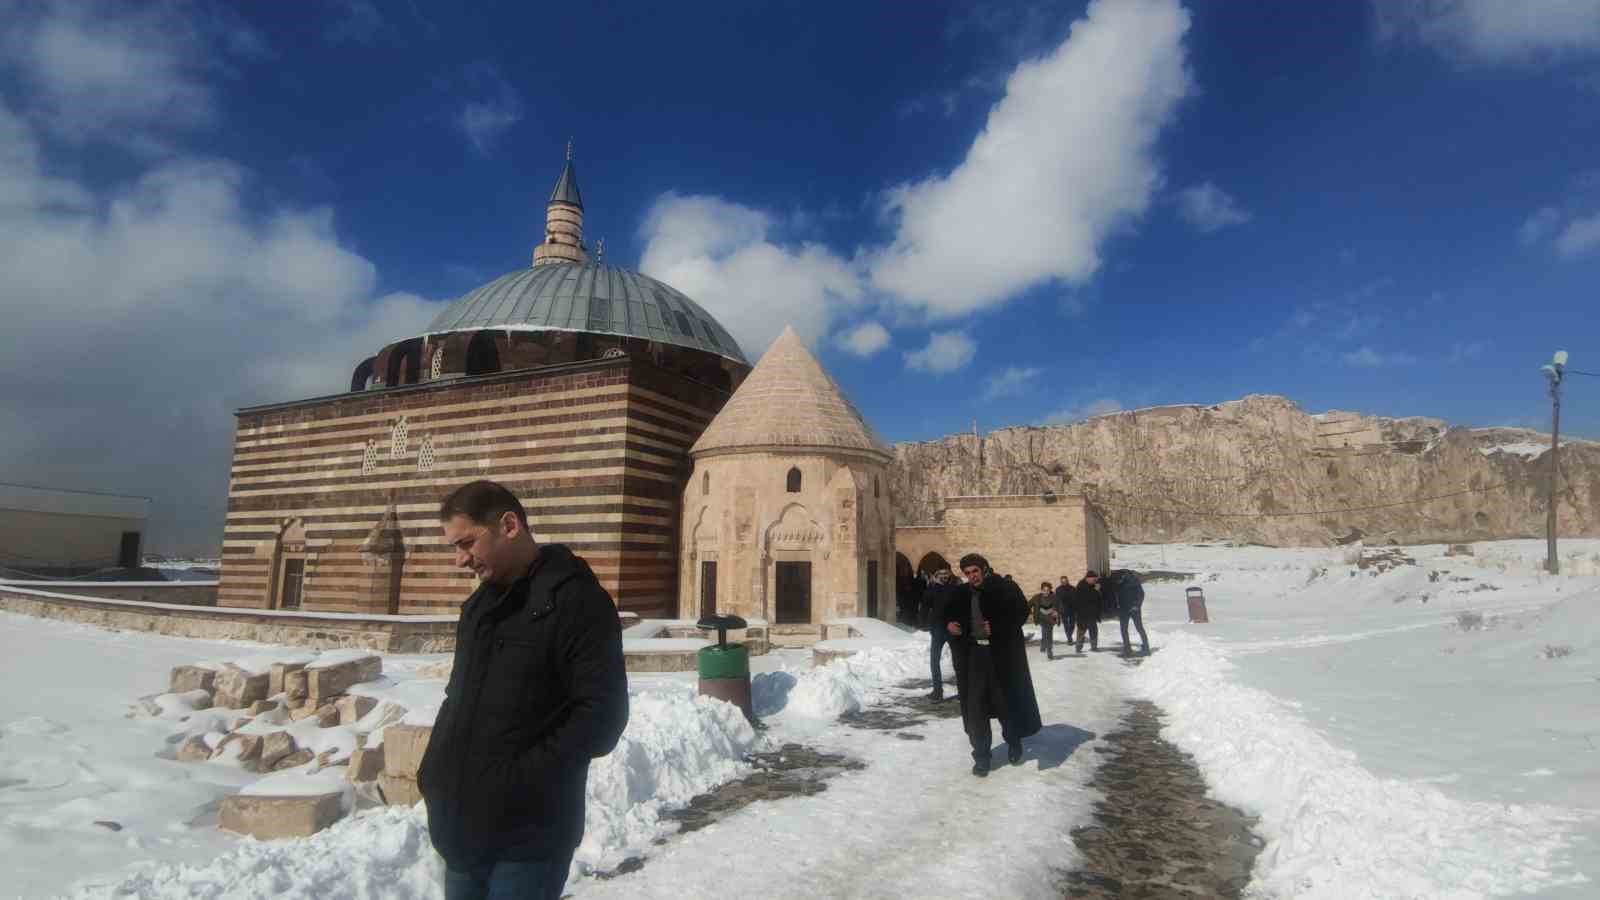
1540, 351, 1568, 575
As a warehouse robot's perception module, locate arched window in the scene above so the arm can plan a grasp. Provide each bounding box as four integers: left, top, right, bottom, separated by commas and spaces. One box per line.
430, 348, 444, 380
874, 475, 880, 498
466, 331, 501, 375
389, 416, 409, 459
785, 466, 802, 493
701, 471, 710, 495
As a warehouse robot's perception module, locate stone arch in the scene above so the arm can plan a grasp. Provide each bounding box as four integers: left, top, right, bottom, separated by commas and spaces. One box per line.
385, 338, 423, 386
916, 551, 951, 576
350, 357, 376, 392
466, 331, 501, 375
786, 466, 802, 493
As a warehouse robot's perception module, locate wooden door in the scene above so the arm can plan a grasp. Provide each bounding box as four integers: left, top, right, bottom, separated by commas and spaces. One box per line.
775, 561, 812, 624
700, 560, 718, 619
279, 558, 305, 610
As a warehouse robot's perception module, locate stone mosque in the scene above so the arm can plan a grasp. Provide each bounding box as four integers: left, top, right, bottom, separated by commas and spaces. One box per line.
215, 149, 1105, 635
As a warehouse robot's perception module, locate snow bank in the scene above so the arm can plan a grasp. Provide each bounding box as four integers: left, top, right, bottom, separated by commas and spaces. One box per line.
754, 637, 926, 721
1477, 442, 1549, 459
1129, 631, 1593, 897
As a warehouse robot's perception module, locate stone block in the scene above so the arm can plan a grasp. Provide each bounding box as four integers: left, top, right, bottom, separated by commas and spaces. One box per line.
214, 665, 269, 710
213, 733, 263, 769
259, 731, 296, 770
416, 660, 453, 680
269, 661, 307, 696
336, 694, 378, 726
381, 724, 432, 779
347, 745, 384, 782
170, 665, 216, 694
306, 655, 381, 704
273, 749, 315, 771
288, 705, 322, 722
176, 735, 213, 762
219, 791, 345, 840
248, 699, 278, 715
313, 704, 341, 728
284, 669, 309, 707
377, 773, 423, 807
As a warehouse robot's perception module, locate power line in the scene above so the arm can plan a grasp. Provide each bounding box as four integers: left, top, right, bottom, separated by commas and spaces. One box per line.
1568, 369, 1600, 377
1091, 480, 1512, 519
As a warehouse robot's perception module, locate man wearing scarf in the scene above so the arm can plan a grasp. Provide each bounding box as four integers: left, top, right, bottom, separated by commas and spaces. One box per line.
942, 553, 1044, 777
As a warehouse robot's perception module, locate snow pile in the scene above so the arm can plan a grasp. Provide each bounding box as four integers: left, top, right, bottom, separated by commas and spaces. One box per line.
70, 806, 443, 900
1476, 441, 1549, 459
1128, 630, 1594, 898
578, 686, 759, 872
755, 638, 926, 721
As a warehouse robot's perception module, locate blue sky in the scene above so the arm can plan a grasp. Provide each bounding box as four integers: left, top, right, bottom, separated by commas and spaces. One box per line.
2, 0, 1599, 553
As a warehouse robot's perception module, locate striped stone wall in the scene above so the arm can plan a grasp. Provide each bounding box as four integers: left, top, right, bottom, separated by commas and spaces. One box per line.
218, 356, 729, 617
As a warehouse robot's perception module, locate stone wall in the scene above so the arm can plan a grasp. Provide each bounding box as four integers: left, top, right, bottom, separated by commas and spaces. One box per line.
0, 580, 216, 606
894, 494, 1109, 590
0, 585, 454, 652
893, 394, 1600, 546
219, 356, 732, 618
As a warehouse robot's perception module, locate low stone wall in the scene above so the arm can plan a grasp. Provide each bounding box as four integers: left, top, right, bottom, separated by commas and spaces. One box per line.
0, 580, 217, 606
0, 585, 455, 652
663, 623, 770, 655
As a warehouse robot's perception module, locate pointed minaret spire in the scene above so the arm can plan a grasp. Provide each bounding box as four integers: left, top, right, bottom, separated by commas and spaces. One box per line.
533, 142, 588, 267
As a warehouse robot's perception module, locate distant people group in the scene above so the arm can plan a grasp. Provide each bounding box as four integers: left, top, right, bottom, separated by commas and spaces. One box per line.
916, 557, 1152, 777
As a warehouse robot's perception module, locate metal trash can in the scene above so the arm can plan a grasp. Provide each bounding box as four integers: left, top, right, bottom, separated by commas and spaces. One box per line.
696, 615, 753, 721
1185, 586, 1210, 624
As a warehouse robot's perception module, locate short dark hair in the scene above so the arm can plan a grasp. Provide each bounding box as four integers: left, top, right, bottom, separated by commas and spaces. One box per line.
958, 553, 989, 572
439, 480, 528, 528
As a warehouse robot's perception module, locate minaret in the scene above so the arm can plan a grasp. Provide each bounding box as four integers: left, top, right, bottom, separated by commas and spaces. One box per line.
533, 140, 589, 267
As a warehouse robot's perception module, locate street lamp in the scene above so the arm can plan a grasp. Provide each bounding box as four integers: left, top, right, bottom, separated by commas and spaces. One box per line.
1541, 351, 1567, 575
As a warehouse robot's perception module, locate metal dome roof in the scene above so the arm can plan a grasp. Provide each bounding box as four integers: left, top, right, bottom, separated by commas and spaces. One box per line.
424, 262, 749, 365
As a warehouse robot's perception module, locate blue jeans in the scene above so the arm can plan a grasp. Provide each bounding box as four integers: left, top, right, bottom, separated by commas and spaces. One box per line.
929, 628, 949, 693
444, 852, 573, 900
1120, 604, 1149, 652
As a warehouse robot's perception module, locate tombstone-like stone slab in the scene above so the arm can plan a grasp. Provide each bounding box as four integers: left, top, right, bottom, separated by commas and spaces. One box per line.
381, 724, 432, 779
169, 665, 216, 694
219, 792, 344, 840
306, 655, 381, 705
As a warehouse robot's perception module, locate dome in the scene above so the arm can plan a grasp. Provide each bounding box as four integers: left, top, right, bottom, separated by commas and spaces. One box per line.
424, 262, 749, 366
691, 326, 891, 461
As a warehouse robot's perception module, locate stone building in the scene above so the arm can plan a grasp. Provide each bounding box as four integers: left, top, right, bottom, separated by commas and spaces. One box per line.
895, 493, 1110, 597
679, 327, 895, 635
216, 152, 751, 618
0, 482, 149, 577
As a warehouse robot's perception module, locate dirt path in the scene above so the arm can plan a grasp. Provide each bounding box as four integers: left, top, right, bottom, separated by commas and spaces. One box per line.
1058, 698, 1263, 898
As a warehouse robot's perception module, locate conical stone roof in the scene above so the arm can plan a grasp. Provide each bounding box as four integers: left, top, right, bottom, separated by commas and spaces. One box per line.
691, 325, 891, 461
549, 158, 582, 208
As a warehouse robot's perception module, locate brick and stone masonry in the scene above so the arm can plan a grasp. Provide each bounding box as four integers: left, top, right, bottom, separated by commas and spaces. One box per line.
218, 355, 730, 618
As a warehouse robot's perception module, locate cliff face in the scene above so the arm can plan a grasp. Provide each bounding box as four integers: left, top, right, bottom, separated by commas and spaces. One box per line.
890, 394, 1600, 546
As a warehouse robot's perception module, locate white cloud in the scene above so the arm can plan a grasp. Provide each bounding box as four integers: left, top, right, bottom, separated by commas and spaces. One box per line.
0, 2, 216, 148
904, 331, 977, 374
1177, 181, 1251, 232
1374, 0, 1600, 62
1041, 397, 1123, 424
457, 95, 521, 156
1342, 346, 1417, 368
867, 0, 1192, 318
639, 192, 864, 357
1520, 206, 1563, 244
982, 366, 1044, 399
836, 321, 891, 358
1555, 211, 1600, 258
0, 9, 438, 556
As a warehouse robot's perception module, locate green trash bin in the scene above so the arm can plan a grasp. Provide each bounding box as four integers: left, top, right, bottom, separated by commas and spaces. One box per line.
697, 618, 754, 721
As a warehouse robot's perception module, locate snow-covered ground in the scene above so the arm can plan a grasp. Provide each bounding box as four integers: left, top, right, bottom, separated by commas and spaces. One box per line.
3, 539, 1598, 898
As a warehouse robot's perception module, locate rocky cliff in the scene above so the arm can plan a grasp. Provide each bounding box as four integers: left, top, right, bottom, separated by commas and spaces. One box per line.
890, 394, 1600, 546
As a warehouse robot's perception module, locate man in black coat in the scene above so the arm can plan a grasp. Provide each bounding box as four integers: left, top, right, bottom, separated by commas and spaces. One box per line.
1073, 571, 1103, 653
1053, 575, 1076, 640
419, 480, 629, 900
1104, 569, 1150, 656
919, 569, 962, 700
943, 553, 1043, 777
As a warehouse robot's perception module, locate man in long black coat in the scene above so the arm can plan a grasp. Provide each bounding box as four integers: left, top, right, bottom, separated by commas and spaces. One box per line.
943, 553, 1043, 777
1073, 571, 1103, 653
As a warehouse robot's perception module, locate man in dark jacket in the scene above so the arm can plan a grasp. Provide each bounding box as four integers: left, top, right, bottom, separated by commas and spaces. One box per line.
1073, 571, 1103, 653
943, 553, 1043, 776
1104, 569, 1150, 656
1031, 581, 1059, 660
920, 569, 962, 700
418, 480, 629, 900
1053, 575, 1076, 640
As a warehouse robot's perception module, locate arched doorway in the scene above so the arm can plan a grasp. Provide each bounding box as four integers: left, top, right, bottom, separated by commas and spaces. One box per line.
916, 551, 951, 577
895, 552, 918, 626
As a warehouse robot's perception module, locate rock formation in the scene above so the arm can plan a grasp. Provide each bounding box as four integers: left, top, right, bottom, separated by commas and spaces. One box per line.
891, 394, 1599, 546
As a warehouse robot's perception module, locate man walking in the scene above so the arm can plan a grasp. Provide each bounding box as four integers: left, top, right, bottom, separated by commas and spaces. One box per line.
921, 569, 961, 700
943, 554, 1042, 777
1105, 569, 1151, 656
1032, 580, 1059, 660
1054, 575, 1075, 642
1073, 571, 1103, 653
418, 480, 629, 900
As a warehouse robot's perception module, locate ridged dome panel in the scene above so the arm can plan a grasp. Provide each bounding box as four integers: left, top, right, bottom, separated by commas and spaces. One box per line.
424, 262, 748, 365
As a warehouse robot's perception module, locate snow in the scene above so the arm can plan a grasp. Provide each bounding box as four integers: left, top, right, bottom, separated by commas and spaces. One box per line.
240, 768, 353, 802
621, 638, 709, 652
305, 649, 381, 669
1477, 441, 1550, 459
9, 539, 1600, 898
